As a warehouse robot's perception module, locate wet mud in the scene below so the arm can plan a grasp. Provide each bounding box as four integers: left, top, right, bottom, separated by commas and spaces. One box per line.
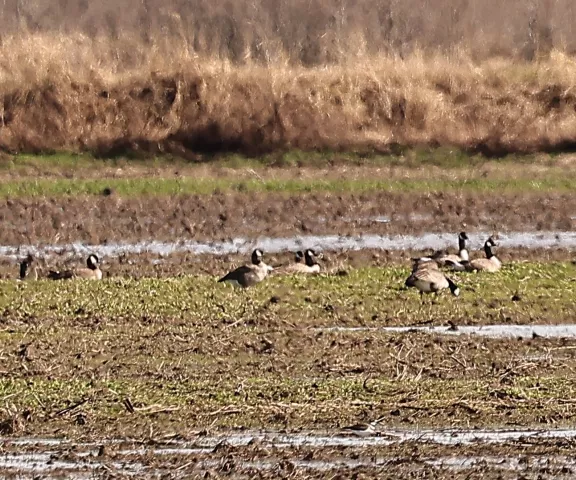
3, 428, 576, 478
0, 190, 574, 246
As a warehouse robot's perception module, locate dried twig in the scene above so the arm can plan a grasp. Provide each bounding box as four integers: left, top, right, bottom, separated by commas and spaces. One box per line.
207, 406, 244, 416
54, 398, 89, 417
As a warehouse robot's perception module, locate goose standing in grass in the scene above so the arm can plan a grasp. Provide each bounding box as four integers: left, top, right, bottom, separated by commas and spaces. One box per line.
463, 237, 501, 272
280, 249, 322, 274
405, 260, 460, 298
218, 249, 273, 288
47, 254, 103, 280
19, 254, 38, 281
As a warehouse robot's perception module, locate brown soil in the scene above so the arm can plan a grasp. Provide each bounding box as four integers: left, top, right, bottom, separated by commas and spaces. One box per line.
0, 191, 574, 246
1, 325, 572, 386
0, 187, 573, 279
1, 313, 576, 477
1, 321, 575, 437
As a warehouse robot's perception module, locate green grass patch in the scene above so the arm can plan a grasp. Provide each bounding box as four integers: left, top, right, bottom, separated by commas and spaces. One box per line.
0, 376, 570, 410
0, 152, 170, 172
2, 262, 574, 326
0, 376, 574, 432
2, 262, 576, 435
0, 176, 574, 197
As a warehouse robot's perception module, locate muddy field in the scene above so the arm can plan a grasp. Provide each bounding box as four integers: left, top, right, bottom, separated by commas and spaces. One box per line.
0, 186, 574, 280
1, 259, 576, 478
1, 160, 576, 478
0, 159, 575, 247
0, 190, 574, 246
3, 431, 576, 478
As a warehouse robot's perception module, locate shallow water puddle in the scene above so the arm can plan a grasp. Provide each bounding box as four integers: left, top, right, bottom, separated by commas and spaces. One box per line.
340, 215, 392, 224
2, 447, 576, 477
181, 427, 576, 448
5, 427, 576, 450
319, 324, 576, 339
180, 455, 576, 472
4, 428, 576, 476
1, 230, 575, 261
0, 451, 146, 477
426, 454, 576, 471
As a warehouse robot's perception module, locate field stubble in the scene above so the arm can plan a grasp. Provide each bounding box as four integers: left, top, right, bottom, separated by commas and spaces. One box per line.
3, 3, 576, 472
0, 159, 574, 476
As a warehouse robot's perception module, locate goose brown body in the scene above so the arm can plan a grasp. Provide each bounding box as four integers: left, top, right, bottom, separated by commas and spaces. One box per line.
48, 254, 102, 280
410, 256, 440, 272
280, 249, 321, 274
411, 232, 469, 271
405, 262, 460, 296
464, 237, 501, 272
433, 232, 470, 270
218, 249, 273, 288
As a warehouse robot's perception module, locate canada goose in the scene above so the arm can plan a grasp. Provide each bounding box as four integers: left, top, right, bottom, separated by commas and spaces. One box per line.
19, 254, 37, 281
436, 232, 469, 269
413, 232, 469, 270
218, 249, 273, 288
410, 256, 440, 272
280, 249, 322, 274
275, 250, 303, 273
47, 254, 102, 280
405, 265, 460, 297
463, 237, 501, 272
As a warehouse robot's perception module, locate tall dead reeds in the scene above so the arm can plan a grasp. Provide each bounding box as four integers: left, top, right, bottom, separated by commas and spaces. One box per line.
1, 0, 576, 157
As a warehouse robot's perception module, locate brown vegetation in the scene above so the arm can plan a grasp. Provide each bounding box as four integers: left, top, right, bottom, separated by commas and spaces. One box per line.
1, 1, 576, 156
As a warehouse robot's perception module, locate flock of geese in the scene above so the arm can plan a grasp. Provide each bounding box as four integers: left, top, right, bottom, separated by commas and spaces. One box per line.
17, 232, 502, 299
406, 234, 501, 298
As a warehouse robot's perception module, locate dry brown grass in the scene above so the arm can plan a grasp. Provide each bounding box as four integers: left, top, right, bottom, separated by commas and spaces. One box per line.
2, 1, 576, 156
